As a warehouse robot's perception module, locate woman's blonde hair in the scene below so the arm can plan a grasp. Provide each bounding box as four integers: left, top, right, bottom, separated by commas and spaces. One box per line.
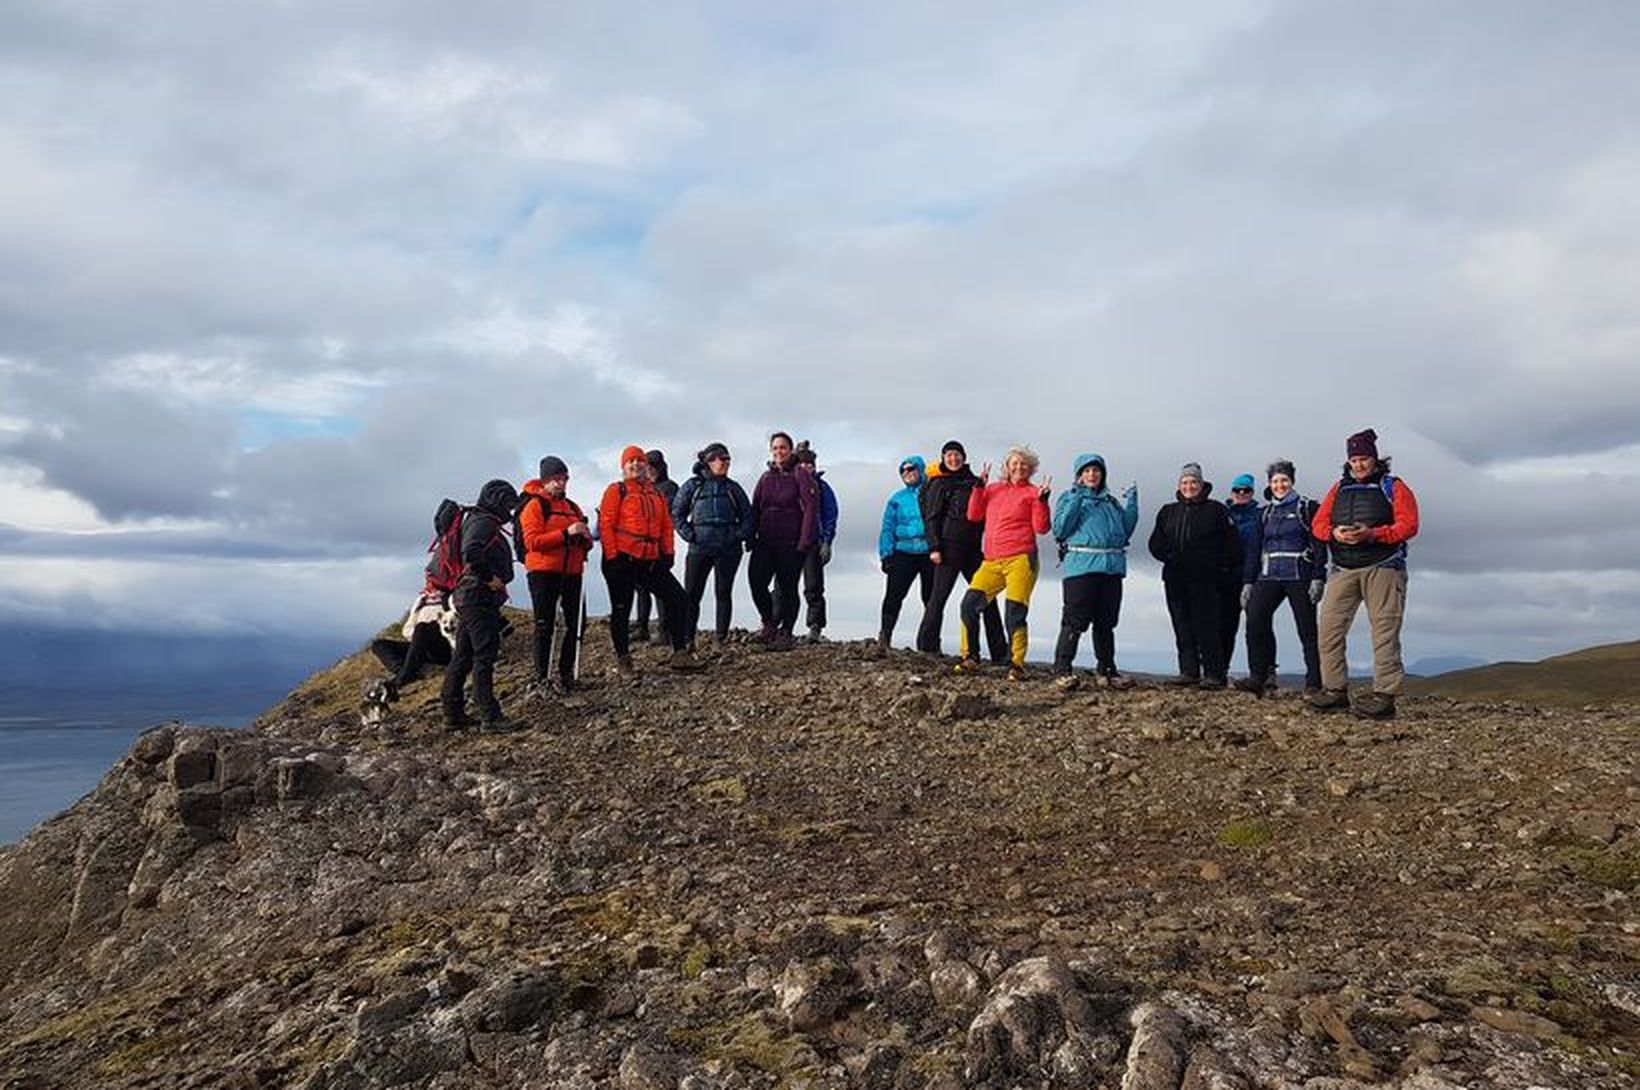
1003, 445, 1040, 474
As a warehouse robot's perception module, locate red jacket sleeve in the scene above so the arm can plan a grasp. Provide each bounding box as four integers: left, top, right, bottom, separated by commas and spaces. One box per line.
1311, 483, 1339, 542
966, 482, 990, 522
1373, 479, 1420, 545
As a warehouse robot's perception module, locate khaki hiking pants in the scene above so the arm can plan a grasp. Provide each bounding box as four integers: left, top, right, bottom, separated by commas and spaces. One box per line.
1318, 565, 1408, 695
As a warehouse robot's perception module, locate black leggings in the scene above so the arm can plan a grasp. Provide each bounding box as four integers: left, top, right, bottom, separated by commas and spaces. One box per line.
1164, 571, 1226, 681
1244, 579, 1321, 688
1054, 573, 1123, 673
880, 552, 933, 641
603, 555, 689, 654
916, 551, 1006, 659
371, 622, 451, 687
683, 549, 742, 640
748, 543, 805, 635
527, 571, 583, 682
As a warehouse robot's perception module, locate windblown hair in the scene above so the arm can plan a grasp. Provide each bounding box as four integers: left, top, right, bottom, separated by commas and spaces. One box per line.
769, 430, 794, 447
1004, 445, 1040, 475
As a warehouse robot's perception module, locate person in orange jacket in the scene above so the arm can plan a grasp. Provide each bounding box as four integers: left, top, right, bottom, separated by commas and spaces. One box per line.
518, 455, 594, 696
956, 446, 1053, 680
598, 445, 703, 674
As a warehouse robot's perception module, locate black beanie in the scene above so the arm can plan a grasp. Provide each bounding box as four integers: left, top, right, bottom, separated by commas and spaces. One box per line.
941, 439, 966, 458
698, 441, 729, 464
539, 455, 569, 479
1266, 459, 1296, 482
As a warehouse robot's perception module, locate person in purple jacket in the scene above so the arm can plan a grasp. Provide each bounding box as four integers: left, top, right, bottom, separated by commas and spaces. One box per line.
747, 430, 819, 649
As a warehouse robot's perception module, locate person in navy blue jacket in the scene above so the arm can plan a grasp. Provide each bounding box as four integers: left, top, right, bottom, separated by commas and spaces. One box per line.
1222, 472, 1262, 674
673, 442, 756, 647
794, 442, 840, 642
1234, 460, 1326, 696
876, 455, 933, 651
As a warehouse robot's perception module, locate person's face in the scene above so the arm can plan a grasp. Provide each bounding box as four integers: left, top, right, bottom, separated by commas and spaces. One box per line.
623, 456, 647, 481
1230, 484, 1255, 505
708, 453, 730, 477
942, 449, 965, 472
543, 474, 568, 497
1348, 454, 1376, 480
1078, 463, 1103, 488
1179, 476, 1202, 499
770, 436, 793, 465
900, 462, 920, 485
1005, 454, 1032, 484
1269, 474, 1293, 500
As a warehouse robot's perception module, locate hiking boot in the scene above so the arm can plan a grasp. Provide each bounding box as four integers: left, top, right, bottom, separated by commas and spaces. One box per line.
442, 707, 476, 731
1100, 671, 1135, 691
669, 648, 705, 672
1199, 676, 1228, 691
523, 680, 551, 703
632, 623, 651, 644
1165, 675, 1200, 688
1303, 685, 1323, 699
1307, 688, 1350, 712
1233, 676, 1268, 697
550, 675, 570, 696
768, 631, 796, 651
1052, 672, 1080, 692
807, 625, 824, 644
952, 657, 983, 675
1352, 691, 1397, 720
712, 632, 729, 649
753, 624, 776, 643
480, 716, 518, 734
1007, 665, 1028, 683
615, 653, 637, 677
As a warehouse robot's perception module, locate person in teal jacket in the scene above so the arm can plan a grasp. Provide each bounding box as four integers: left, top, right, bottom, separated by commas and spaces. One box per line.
1050, 452, 1139, 688
877, 455, 933, 651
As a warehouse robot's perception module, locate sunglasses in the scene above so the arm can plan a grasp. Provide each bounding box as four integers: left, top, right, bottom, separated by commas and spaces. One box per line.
1232, 486, 1254, 494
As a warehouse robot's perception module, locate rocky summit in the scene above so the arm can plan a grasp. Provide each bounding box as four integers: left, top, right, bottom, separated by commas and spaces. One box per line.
1, 617, 1636, 1090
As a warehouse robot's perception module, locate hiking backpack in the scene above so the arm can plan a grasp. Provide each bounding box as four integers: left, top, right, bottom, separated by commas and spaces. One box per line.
425, 499, 466, 593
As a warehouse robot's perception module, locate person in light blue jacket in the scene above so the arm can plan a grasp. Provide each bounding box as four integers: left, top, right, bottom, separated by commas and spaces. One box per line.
1050, 452, 1139, 688
876, 455, 933, 651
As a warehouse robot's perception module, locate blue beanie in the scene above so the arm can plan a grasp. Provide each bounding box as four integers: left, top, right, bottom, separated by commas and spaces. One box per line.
1231, 473, 1256, 491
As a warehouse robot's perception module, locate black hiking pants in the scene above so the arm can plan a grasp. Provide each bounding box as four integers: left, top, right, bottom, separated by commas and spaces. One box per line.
371, 622, 452, 688
1244, 579, 1322, 689
603, 555, 689, 654
633, 583, 669, 635
802, 547, 828, 631
1164, 570, 1226, 682
442, 601, 505, 720
1053, 573, 1123, 674
880, 552, 934, 643
527, 571, 583, 684
748, 543, 805, 635
684, 549, 742, 641
1218, 572, 1244, 674
916, 550, 1007, 660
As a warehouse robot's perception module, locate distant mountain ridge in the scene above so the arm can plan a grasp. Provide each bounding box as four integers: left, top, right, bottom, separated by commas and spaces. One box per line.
1407, 639, 1640, 706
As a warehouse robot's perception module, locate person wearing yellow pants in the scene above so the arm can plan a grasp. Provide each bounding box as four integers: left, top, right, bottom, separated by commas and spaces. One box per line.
956, 446, 1052, 680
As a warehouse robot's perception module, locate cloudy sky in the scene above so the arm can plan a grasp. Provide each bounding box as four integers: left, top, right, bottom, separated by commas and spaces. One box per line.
3, 0, 1638, 674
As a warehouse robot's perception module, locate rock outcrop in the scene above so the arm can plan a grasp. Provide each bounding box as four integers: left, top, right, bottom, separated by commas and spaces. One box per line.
1, 619, 1636, 1088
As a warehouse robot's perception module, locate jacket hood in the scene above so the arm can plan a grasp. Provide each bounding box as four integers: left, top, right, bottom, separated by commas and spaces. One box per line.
1071, 452, 1106, 480
477, 478, 521, 517
522, 478, 545, 496
897, 454, 927, 485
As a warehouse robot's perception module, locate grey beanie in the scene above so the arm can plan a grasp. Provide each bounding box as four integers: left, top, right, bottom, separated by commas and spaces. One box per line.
1266, 459, 1296, 482
1178, 462, 1204, 482
539, 455, 569, 479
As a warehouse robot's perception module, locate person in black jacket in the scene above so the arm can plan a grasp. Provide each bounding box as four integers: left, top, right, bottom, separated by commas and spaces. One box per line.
914, 440, 1008, 660
632, 449, 679, 643
440, 478, 520, 731
1147, 462, 1242, 689
673, 442, 756, 646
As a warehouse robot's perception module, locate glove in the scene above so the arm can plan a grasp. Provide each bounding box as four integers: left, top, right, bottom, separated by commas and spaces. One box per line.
1239, 584, 1252, 609
1308, 579, 1325, 605
880, 556, 891, 574
1123, 484, 1137, 504
818, 541, 832, 565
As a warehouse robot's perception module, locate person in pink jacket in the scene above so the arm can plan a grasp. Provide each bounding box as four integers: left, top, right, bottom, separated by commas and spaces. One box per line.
956, 446, 1053, 680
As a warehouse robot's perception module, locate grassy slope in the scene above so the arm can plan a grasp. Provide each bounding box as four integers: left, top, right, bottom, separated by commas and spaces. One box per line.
1408, 640, 1640, 706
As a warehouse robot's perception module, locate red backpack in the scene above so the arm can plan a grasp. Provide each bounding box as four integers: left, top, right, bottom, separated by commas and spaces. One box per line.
424, 499, 466, 593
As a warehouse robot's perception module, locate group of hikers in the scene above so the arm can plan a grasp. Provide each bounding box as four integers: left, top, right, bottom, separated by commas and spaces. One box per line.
371, 426, 1418, 731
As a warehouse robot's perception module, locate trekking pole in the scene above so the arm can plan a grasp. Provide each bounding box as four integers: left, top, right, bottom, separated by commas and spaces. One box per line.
574, 582, 587, 681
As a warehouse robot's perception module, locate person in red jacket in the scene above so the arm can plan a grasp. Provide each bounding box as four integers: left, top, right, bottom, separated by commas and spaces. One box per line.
599, 445, 703, 674
956, 446, 1053, 680
518, 455, 593, 696
1307, 429, 1420, 719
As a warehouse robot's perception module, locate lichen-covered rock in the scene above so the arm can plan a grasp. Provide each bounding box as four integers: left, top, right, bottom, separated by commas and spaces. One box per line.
965, 956, 1111, 1085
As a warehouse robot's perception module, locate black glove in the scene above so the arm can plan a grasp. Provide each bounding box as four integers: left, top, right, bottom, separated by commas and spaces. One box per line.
880, 556, 891, 574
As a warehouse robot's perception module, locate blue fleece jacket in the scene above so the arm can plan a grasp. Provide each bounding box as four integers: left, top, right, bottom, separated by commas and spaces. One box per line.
1050, 453, 1139, 578
878, 455, 929, 557
1227, 499, 1261, 583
